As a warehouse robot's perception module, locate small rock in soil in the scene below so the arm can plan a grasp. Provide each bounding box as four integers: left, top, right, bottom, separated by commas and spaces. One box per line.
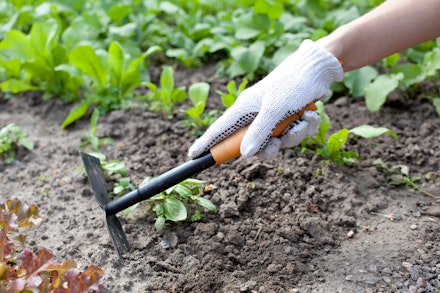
382, 276, 392, 283
402, 262, 413, 270
382, 267, 392, 275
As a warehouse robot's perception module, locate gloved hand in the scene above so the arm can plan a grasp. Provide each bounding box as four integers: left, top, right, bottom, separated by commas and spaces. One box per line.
188, 39, 344, 160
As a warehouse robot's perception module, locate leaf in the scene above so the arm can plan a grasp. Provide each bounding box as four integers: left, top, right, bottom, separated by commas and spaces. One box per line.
45, 259, 78, 289
422, 47, 440, 77
2, 198, 42, 228
349, 125, 398, 139
61, 101, 90, 129
172, 184, 193, 198
1, 79, 38, 93
393, 64, 423, 87
90, 108, 100, 135
0, 30, 36, 61
18, 137, 34, 151
108, 41, 125, 89
364, 73, 404, 112
254, 0, 284, 19
103, 160, 128, 176
160, 66, 174, 92
228, 41, 265, 77
188, 82, 210, 105
343, 66, 378, 97
154, 216, 166, 234
57, 264, 103, 293
384, 53, 400, 68
18, 249, 55, 289
315, 101, 330, 145
69, 45, 108, 88
196, 197, 217, 212
163, 197, 187, 222
327, 128, 349, 159
431, 97, 440, 116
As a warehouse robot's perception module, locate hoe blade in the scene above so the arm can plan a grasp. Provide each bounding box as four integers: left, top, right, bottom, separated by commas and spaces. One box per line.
80, 152, 130, 258
106, 214, 130, 257
80, 152, 110, 208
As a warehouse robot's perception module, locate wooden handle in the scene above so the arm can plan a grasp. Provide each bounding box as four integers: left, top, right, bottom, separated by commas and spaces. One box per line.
210, 102, 318, 164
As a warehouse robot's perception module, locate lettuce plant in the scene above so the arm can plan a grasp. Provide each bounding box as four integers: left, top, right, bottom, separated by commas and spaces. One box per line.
0, 198, 103, 292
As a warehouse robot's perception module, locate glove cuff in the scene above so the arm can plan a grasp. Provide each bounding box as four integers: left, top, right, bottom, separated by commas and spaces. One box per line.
295, 39, 344, 83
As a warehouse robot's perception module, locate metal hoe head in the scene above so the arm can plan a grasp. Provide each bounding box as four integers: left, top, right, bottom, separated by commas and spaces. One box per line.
80, 152, 130, 258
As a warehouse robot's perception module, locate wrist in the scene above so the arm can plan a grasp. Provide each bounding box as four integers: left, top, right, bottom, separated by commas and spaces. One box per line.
316, 32, 345, 71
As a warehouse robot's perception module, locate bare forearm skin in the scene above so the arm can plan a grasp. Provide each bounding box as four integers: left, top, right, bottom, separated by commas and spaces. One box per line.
316, 0, 440, 72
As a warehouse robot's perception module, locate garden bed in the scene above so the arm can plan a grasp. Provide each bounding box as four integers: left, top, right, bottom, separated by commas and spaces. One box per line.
1, 65, 440, 292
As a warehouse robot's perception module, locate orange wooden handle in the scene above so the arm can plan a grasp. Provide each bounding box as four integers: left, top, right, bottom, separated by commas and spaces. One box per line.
210, 102, 318, 164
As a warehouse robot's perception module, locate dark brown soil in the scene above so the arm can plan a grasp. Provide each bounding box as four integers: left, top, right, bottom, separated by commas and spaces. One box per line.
1, 65, 440, 293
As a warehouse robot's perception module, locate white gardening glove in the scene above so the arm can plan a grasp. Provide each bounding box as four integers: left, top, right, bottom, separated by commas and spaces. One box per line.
188, 39, 343, 160
257, 110, 321, 160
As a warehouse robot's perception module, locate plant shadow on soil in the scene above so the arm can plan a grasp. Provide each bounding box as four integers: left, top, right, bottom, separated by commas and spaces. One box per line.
1, 66, 440, 293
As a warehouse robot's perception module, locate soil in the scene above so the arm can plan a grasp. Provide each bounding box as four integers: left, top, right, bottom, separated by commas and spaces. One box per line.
1, 64, 440, 293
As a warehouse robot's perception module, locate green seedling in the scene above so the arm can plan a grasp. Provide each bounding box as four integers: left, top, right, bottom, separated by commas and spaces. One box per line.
182, 82, 218, 133
0, 198, 103, 291
373, 158, 439, 200
302, 101, 397, 165
80, 152, 134, 196
137, 178, 217, 234
0, 123, 34, 164
80, 108, 113, 152
216, 79, 248, 108
146, 65, 187, 118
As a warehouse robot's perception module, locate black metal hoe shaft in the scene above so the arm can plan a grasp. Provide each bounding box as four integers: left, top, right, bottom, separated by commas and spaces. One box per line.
104, 152, 216, 216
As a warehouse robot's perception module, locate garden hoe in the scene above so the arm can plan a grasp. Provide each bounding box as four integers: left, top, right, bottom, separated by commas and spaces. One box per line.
81, 103, 317, 258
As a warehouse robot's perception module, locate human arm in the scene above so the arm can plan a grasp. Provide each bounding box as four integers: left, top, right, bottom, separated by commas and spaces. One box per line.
317, 0, 440, 72
188, 0, 440, 160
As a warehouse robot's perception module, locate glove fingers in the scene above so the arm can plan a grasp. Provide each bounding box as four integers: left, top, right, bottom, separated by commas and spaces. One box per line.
280, 111, 321, 148
257, 138, 282, 161
188, 105, 257, 158
240, 111, 279, 158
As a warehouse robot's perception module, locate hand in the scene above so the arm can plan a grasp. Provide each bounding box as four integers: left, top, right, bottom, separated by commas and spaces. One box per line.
257, 110, 321, 160
188, 40, 343, 160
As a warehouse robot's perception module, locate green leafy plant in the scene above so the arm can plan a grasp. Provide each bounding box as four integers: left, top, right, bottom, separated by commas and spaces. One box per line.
373, 158, 439, 200
217, 79, 248, 108
0, 20, 81, 102
146, 65, 187, 118
83, 153, 134, 196
0, 198, 103, 292
140, 178, 217, 234
182, 82, 217, 132
0, 123, 34, 164
302, 101, 398, 165
80, 108, 113, 152
61, 42, 161, 128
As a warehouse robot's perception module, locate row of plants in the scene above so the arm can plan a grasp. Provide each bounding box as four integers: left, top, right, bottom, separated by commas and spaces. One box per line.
1, 0, 439, 122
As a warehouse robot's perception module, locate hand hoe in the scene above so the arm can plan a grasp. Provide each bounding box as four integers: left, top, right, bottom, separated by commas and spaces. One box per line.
81, 103, 317, 258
